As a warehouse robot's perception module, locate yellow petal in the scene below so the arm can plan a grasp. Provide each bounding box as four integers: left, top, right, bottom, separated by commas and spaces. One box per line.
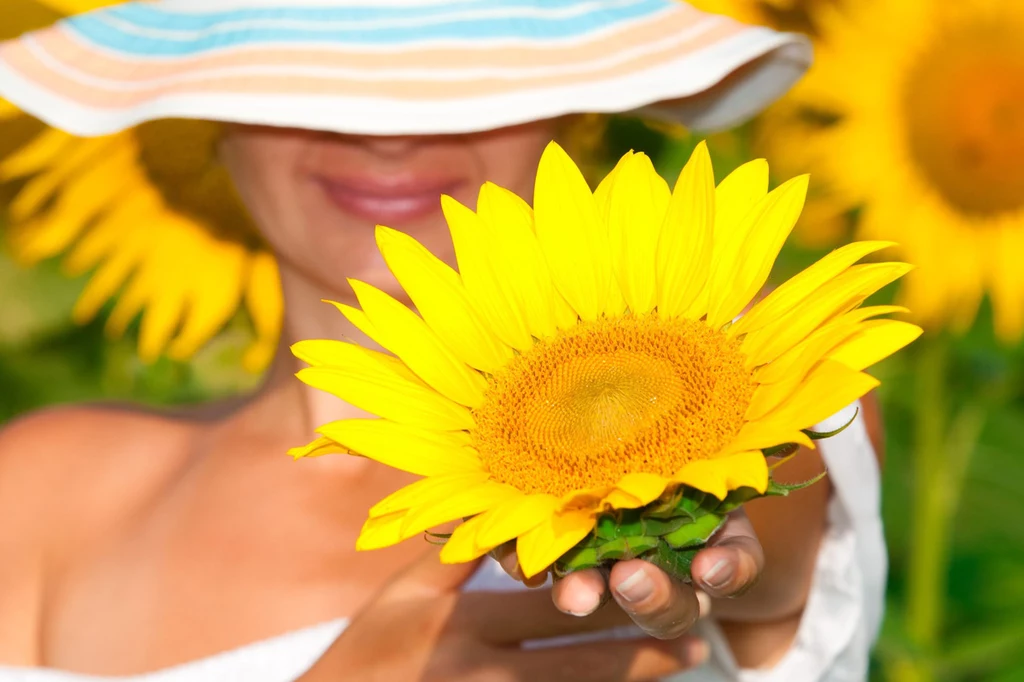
356, 510, 408, 551
828, 320, 923, 371
754, 317, 857, 386
315, 419, 481, 477
533, 141, 611, 320
474, 493, 559, 550
607, 153, 670, 315
243, 252, 284, 373
63, 193, 152, 274
137, 281, 187, 363
742, 263, 913, 367
731, 241, 896, 336
0, 97, 18, 120
369, 472, 491, 518
705, 175, 809, 329
288, 436, 350, 460
442, 195, 535, 350
0, 127, 74, 180
727, 423, 814, 454
439, 513, 493, 563
375, 225, 511, 372
657, 141, 715, 318
71, 242, 141, 323
168, 239, 247, 360
399, 481, 521, 540
594, 151, 632, 219
842, 305, 910, 324
9, 137, 116, 221
325, 299, 380, 340
672, 451, 768, 500
756, 359, 880, 434
14, 145, 140, 261
516, 508, 595, 578
477, 182, 577, 338
349, 279, 487, 409
296, 359, 474, 431
34, 0, 113, 13
602, 472, 670, 509
685, 159, 768, 319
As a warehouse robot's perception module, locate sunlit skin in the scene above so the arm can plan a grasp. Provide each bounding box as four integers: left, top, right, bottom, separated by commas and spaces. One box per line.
0, 122, 882, 678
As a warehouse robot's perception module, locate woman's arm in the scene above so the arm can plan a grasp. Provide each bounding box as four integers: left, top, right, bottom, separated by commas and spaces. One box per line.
714, 392, 886, 667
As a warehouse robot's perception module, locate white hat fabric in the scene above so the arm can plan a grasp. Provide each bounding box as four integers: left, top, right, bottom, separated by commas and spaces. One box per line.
0, 0, 811, 136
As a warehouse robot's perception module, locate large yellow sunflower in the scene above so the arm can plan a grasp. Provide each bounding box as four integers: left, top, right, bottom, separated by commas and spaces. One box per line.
0, 0, 283, 372
291, 141, 917, 577
756, 0, 1024, 342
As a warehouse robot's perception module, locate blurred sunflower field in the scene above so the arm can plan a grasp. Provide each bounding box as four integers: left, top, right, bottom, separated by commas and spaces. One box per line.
2, 0, 1024, 679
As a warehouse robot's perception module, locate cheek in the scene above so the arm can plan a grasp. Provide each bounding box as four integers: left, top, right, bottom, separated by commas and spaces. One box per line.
222, 134, 315, 257
473, 125, 555, 200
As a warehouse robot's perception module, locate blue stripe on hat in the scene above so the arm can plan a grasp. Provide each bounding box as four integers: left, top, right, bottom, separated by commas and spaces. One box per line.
106, 0, 660, 31
63, 0, 673, 56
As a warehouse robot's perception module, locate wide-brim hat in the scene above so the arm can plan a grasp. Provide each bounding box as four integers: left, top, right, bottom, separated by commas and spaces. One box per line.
0, 0, 809, 374
0, 0, 810, 136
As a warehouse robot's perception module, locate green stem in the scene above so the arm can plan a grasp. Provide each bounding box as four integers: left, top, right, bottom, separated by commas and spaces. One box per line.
903, 338, 951, 680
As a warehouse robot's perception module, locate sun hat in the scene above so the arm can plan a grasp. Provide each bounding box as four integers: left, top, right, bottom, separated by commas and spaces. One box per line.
1, 0, 810, 135
0, 0, 811, 372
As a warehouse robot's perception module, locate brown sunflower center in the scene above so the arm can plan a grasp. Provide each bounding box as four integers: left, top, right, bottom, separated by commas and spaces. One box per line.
472, 315, 756, 497
904, 25, 1024, 217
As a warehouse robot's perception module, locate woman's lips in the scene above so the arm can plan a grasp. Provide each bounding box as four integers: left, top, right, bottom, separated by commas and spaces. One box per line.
315, 175, 464, 224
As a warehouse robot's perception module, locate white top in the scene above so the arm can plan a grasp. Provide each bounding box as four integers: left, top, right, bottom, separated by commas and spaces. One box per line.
0, 402, 884, 682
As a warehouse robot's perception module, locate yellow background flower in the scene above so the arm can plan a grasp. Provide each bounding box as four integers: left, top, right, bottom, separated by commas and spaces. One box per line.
0, 0, 283, 372
755, 0, 1024, 342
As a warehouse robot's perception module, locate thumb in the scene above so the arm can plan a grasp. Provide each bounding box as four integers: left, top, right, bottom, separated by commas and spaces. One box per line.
380, 544, 483, 602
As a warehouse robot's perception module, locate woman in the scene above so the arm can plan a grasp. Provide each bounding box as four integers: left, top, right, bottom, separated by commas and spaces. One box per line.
0, 1, 884, 680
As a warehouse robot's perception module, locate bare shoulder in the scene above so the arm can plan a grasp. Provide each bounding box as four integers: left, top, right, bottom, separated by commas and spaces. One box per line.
0, 404, 199, 518
0, 404, 200, 662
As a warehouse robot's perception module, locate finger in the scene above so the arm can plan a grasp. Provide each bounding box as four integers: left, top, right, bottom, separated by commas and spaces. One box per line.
491, 542, 547, 588
551, 568, 609, 617
455, 586, 633, 644
381, 545, 483, 602
691, 510, 765, 599
497, 636, 709, 682
608, 560, 700, 640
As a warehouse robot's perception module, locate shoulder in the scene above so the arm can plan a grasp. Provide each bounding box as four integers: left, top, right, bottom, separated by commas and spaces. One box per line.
0, 405, 200, 661
0, 404, 198, 515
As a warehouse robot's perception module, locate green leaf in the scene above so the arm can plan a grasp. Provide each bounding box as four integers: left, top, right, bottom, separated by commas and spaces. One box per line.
663, 512, 726, 549
802, 407, 859, 440
644, 540, 699, 582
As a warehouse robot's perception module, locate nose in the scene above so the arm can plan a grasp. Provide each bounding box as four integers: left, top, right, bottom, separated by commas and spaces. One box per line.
361, 136, 421, 158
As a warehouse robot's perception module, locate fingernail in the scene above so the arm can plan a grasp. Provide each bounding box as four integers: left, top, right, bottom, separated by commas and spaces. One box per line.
682, 639, 710, 666
696, 590, 712, 618
701, 559, 733, 589
615, 565, 653, 603
565, 588, 602, 617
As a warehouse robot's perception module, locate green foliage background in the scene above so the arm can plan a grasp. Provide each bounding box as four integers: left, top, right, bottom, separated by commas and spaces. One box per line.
1, 119, 1023, 678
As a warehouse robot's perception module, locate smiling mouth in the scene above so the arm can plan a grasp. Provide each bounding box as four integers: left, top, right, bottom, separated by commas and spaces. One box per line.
314, 175, 466, 224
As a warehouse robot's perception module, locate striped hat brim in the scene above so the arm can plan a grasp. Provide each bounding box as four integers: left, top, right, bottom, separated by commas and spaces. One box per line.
0, 0, 811, 137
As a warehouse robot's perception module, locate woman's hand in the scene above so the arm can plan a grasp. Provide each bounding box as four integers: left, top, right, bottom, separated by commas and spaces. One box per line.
300, 546, 710, 682
494, 509, 764, 640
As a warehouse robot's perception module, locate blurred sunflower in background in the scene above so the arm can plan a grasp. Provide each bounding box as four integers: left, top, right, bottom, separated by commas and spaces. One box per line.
0, 0, 283, 374
732, 1, 1024, 679
755, 0, 1024, 343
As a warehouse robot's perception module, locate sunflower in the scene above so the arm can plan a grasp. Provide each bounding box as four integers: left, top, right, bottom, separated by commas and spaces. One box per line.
688, 0, 832, 31
756, 0, 1024, 342
0, 0, 283, 372
291, 141, 917, 578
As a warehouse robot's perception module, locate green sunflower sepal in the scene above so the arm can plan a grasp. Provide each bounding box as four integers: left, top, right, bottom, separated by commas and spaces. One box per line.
551, 419, 850, 582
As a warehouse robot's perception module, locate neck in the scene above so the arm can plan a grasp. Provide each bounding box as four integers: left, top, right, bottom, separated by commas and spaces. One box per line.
251, 258, 384, 466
